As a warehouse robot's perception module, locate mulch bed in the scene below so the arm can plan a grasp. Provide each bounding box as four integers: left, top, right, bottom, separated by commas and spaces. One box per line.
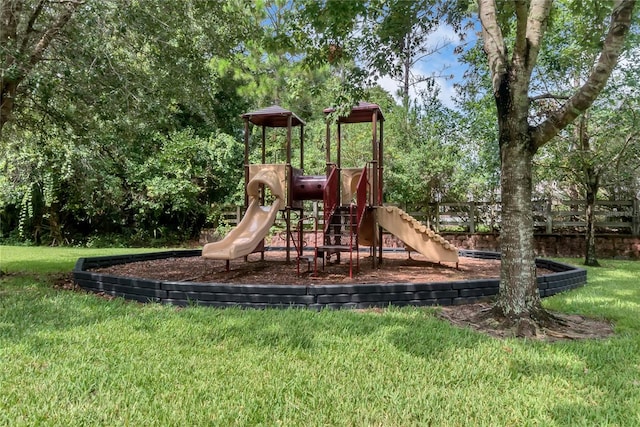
91, 250, 549, 285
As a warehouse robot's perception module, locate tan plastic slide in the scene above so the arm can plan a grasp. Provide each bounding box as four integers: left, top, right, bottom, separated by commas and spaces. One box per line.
202, 168, 283, 260
375, 206, 459, 264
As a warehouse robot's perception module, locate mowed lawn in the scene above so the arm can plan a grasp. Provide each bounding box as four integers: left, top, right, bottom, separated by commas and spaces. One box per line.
1, 246, 639, 426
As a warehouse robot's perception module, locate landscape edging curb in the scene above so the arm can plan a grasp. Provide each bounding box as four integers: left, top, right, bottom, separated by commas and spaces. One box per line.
73, 250, 587, 309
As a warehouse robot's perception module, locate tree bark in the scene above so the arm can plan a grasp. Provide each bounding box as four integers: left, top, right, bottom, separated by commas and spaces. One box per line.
494, 96, 542, 327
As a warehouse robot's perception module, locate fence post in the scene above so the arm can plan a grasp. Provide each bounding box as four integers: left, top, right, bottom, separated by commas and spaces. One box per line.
469, 202, 475, 234
236, 205, 242, 225
545, 199, 553, 234
633, 198, 639, 236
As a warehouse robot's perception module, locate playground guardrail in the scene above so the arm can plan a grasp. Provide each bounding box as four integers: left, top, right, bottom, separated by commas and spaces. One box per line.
323, 165, 340, 234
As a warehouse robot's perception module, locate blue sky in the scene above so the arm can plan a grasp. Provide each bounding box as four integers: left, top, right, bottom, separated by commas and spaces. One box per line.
377, 22, 479, 109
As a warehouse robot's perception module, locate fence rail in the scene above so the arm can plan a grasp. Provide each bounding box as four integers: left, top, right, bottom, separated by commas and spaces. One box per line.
213, 198, 640, 236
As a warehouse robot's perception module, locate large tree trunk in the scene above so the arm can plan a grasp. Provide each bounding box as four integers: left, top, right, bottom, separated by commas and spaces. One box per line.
497, 137, 540, 319
493, 89, 544, 334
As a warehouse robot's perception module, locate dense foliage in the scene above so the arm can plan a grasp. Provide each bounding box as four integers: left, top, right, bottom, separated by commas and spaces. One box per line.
1, 0, 260, 244
1, 0, 638, 247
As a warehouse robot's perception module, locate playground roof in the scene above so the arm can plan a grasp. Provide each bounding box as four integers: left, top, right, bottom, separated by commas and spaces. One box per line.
323, 101, 384, 124
241, 105, 305, 127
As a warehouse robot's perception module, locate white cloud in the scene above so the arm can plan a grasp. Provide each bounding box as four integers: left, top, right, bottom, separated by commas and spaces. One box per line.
377, 75, 401, 99
377, 74, 458, 109
375, 23, 473, 109
434, 76, 459, 109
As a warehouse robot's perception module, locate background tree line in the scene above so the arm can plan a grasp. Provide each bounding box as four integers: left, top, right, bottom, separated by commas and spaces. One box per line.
1, 0, 638, 250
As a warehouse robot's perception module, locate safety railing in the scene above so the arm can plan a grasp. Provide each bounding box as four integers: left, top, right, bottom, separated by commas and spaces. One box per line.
356, 164, 369, 228
323, 164, 339, 234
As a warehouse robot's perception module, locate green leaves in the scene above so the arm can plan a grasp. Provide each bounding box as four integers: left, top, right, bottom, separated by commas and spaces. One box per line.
129, 129, 244, 236
384, 93, 472, 205
1, 0, 264, 244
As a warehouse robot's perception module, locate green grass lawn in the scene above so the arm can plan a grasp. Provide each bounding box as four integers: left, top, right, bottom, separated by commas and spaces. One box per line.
1, 246, 639, 426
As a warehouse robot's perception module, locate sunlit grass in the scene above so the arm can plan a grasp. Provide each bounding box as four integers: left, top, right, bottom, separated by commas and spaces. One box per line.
1, 247, 639, 425
0, 246, 167, 274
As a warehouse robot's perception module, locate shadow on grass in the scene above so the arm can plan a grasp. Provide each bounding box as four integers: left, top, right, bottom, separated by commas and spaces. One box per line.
507, 339, 640, 425
0, 275, 133, 346
533, 261, 640, 425
174, 306, 489, 360
2, 271, 485, 362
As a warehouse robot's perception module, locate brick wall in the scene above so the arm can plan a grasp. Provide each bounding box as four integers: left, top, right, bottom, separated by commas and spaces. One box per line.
442, 233, 640, 260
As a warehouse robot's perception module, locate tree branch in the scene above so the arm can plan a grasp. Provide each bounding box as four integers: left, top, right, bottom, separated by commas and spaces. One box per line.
20, 0, 48, 53
26, 3, 81, 73
1, 0, 83, 131
524, 0, 552, 74
511, 0, 552, 115
612, 130, 639, 171
529, 93, 570, 102
512, 0, 529, 64
531, 0, 636, 149
477, 0, 507, 96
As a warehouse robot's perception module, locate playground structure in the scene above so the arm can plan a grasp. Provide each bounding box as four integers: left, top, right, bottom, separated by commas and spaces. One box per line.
202, 103, 459, 275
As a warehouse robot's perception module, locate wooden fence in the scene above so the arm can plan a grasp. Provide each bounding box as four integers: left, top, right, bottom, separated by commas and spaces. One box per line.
409, 199, 639, 235
215, 199, 640, 236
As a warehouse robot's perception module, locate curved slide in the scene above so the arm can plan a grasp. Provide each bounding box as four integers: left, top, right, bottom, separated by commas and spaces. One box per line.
202, 168, 283, 260
375, 206, 459, 264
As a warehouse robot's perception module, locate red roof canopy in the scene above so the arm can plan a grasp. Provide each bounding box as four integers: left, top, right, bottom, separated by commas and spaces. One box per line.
323, 101, 384, 124
241, 105, 305, 127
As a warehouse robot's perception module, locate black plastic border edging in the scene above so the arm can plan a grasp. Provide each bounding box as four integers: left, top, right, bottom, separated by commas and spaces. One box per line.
73, 249, 587, 309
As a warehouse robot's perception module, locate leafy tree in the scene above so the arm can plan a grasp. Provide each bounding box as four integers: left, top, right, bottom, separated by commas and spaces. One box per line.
1, 0, 264, 244
530, 4, 640, 266
476, 0, 635, 333
130, 129, 244, 241
363, 0, 455, 108
456, 44, 502, 204
385, 86, 469, 207
1, 0, 83, 131
290, 0, 468, 115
